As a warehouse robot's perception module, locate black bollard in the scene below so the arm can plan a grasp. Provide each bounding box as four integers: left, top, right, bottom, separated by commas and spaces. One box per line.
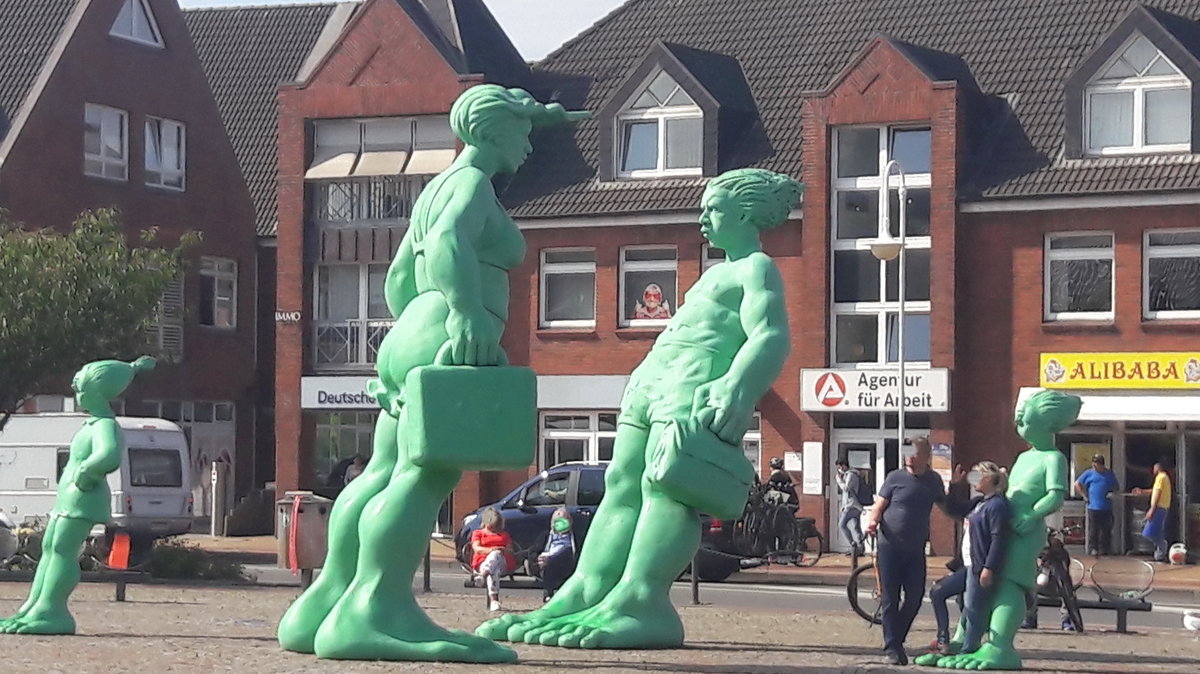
691, 550, 700, 605
423, 542, 432, 592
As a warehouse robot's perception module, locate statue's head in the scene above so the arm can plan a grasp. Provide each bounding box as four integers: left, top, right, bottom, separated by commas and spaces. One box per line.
700, 169, 803, 251
1015, 389, 1082, 447
72, 356, 156, 415
450, 85, 587, 174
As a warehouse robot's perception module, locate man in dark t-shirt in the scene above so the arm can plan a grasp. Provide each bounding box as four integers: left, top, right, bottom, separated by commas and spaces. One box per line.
867, 436, 955, 665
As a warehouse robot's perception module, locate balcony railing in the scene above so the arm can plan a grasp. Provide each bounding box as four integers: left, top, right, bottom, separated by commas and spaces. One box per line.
314, 319, 394, 368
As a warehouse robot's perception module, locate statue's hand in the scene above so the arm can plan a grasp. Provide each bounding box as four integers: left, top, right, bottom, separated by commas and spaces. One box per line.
692, 378, 752, 446
1010, 513, 1037, 536
442, 307, 504, 366
74, 470, 98, 491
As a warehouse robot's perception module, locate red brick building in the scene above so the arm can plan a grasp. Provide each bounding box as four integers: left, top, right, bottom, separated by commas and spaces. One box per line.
1, 0, 258, 514
253, 0, 1200, 554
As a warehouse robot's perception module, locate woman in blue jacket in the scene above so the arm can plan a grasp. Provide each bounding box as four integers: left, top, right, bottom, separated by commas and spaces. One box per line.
922, 461, 1011, 660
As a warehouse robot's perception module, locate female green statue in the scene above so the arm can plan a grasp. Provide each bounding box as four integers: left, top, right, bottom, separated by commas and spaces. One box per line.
1, 356, 155, 635
276, 85, 583, 663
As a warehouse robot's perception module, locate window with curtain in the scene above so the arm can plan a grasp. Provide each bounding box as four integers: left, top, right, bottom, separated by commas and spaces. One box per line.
1045, 233, 1114, 320
616, 70, 703, 177
1144, 229, 1200, 319
1086, 34, 1191, 155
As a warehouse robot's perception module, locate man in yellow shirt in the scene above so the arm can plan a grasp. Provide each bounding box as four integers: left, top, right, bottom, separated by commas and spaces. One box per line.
1134, 463, 1173, 562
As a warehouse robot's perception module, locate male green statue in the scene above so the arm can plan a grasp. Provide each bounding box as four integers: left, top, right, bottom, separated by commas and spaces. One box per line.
922, 389, 1081, 670
276, 85, 584, 663
478, 168, 801, 649
0, 356, 156, 635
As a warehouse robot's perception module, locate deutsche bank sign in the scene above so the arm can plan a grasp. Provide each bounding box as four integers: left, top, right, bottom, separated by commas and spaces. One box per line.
800, 368, 950, 412
301, 376, 376, 409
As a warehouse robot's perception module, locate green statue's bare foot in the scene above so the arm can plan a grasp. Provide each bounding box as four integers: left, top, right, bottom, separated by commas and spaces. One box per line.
1, 608, 75, 635
313, 607, 515, 662
517, 582, 683, 649
914, 652, 942, 666
478, 576, 605, 642
277, 584, 343, 653
938, 643, 1022, 670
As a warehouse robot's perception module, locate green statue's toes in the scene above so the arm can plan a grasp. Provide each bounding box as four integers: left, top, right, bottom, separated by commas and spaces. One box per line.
475, 614, 519, 641
914, 653, 942, 666
947, 644, 1022, 671
10, 614, 76, 635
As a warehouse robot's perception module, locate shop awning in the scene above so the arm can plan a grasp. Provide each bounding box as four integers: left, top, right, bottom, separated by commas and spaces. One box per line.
1017, 387, 1200, 422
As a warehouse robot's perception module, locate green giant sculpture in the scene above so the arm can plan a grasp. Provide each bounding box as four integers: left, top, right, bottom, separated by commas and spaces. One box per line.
923, 389, 1081, 670
477, 168, 801, 649
276, 85, 584, 663
0, 356, 156, 635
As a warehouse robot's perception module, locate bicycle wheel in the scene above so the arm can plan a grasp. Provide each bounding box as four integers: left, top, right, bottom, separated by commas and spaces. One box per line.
1054, 560, 1086, 634
796, 529, 823, 568
847, 561, 882, 625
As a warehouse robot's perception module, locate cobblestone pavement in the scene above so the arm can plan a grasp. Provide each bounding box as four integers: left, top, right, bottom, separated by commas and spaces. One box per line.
0, 583, 1196, 673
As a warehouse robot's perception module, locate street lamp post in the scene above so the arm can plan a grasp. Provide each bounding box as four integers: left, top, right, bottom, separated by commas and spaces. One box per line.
869, 160, 908, 458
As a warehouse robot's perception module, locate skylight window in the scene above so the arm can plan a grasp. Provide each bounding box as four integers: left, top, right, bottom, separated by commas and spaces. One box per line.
111, 0, 164, 48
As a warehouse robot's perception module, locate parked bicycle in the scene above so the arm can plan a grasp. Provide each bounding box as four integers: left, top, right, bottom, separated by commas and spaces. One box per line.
846, 533, 882, 625
1027, 524, 1086, 633
707, 481, 824, 568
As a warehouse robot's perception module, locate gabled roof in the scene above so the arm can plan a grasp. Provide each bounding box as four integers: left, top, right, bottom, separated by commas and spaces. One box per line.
503, 0, 1200, 218
185, 2, 352, 237
0, 0, 81, 147
416, 0, 528, 86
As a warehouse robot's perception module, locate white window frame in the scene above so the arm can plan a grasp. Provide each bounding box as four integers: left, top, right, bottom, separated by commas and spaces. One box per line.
619, 245, 678, 328
145, 116, 186, 191
538, 411, 619, 471
539, 248, 597, 329
1044, 231, 1115, 322
1143, 228, 1200, 320
110, 0, 164, 48
312, 262, 393, 368
198, 256, 237, 329
742, 412, 762, 475
702, 243, 726, 271
830, 125, 932, 368
1085, 35, 1191, 156
84, 103, 128, 181
146, 276, 184, 362
614, 71, 703, 178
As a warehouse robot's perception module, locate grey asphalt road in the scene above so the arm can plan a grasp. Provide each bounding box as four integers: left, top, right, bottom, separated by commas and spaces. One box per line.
251, 564, 1197, 632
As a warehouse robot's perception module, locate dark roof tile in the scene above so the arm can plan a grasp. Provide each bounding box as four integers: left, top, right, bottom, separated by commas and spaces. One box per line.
503, 0, 1200, 216
0, 0, 78, 144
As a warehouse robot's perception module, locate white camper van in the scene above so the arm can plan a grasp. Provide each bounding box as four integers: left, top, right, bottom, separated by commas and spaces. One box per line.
0, 413, 193, 542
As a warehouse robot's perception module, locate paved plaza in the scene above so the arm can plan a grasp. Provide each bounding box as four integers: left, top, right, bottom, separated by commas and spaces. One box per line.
1, 583, 1196, 673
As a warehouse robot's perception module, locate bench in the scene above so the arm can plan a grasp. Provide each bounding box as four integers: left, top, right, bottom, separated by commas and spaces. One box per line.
1035, 557, 1155, 633
81, 569, 150, 602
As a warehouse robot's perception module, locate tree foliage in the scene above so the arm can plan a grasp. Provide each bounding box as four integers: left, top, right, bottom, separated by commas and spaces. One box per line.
0, 209, 197, 428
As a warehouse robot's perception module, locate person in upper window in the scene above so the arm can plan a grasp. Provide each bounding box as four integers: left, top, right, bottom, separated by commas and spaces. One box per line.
633, 283, 671, 320
1073, 454, 1119, 555
766, 457, 798, 506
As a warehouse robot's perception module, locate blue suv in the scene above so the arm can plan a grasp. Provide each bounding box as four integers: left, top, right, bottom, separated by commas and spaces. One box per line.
454, 462, 741, 581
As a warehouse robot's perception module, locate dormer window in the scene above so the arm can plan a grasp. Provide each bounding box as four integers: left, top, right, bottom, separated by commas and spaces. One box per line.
1086, 34, 1191, 155
616, 71, 702, 177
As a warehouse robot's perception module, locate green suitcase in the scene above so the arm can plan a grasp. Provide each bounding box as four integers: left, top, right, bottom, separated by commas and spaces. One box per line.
648, 416, 755, 520
404, 364, 536, 471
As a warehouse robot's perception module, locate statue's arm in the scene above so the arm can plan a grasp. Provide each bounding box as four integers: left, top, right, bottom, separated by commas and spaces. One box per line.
698, 256, 790, 443
422, 172, 502, 365
728, 256, 790, 399
76, 421, 121, 487
384, 234, 417, 318
1029, 452, 1068, 520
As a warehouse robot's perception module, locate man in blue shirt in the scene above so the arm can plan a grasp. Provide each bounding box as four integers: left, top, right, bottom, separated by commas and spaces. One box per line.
1074, 454, 1120, 555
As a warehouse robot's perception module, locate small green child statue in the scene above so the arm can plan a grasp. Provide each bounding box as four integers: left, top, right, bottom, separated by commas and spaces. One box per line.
0, 356, 155, 635
929, 389, 1081, 670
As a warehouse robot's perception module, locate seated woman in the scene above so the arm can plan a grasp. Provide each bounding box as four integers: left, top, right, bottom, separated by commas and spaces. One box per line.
470, 508, 517, 612
535, 508, 579, 602
919, 461, 1011, 663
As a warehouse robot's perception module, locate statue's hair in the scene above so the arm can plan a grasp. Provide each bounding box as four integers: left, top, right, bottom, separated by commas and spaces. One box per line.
705, 169, 804, 231
450, 84, 578, 147
1021, 389, 1082, 434
76, 356, 155, 402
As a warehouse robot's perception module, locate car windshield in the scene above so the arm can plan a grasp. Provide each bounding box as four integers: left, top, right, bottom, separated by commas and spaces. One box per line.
128, 447, 183, 487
